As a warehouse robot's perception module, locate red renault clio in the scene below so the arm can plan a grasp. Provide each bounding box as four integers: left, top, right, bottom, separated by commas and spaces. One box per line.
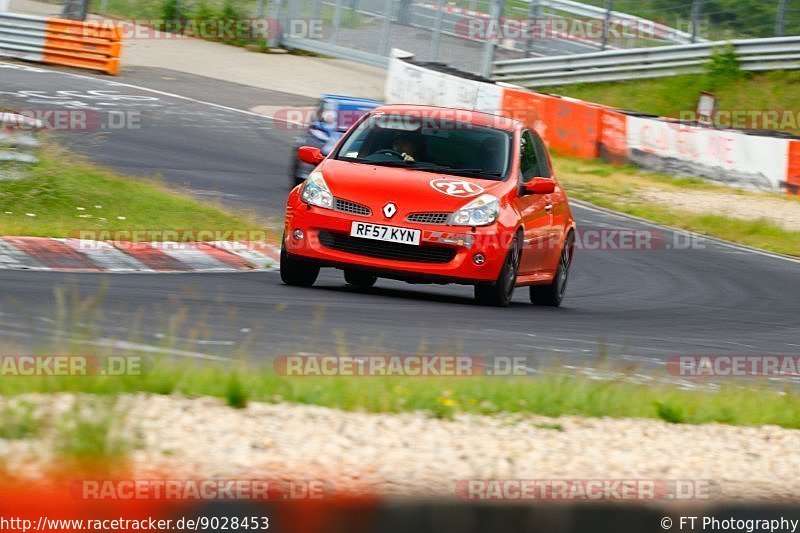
281, 105, 576, 307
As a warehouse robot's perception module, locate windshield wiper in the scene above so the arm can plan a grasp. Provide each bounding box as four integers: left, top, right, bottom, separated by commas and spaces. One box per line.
337, 158, 450, 171
337, 158, 504, 179
434, 167, 505, 179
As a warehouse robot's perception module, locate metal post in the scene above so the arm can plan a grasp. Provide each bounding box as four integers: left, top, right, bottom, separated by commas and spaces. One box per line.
398, 0, 411, 25
287, 0, 299, 40
255, 0, 266, 18
312, 0, 322, 22
775, 0, 788, 36
690, 0, 703, 43
268, 0, 284, 48
429, 0, 445, 61
99, 0, 109, 14
331, 0, 343, 43
480, 0, 504, 78
378, 0, 393, 57
600, 0, 613, 51
61, 0, 89, 20
525, 0, 540, 57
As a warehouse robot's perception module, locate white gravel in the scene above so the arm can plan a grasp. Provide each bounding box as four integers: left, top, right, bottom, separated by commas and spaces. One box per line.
2, 393, 799, 502
638, 188, 800, 231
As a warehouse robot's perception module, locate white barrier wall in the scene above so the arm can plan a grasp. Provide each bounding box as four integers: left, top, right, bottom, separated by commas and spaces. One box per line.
385, 55, 797, 193
625, 116, 790, 191
385, 54, 503, 114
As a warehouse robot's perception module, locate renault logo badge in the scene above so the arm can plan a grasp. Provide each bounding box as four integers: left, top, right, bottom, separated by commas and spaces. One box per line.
383, 202, 397, 218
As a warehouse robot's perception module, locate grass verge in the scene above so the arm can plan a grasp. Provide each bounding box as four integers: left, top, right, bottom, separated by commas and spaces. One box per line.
553, 154, 800, 257
0, 143, 269, 240
2, 358, 800, 429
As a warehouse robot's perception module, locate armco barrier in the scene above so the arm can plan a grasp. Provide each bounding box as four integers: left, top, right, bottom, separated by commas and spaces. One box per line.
0, 112, 42, 180
0, 12, 121, 75
386, 52, 800, 194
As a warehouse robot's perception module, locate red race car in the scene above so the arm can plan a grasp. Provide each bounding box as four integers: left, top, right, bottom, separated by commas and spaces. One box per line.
281, 105, 576, 307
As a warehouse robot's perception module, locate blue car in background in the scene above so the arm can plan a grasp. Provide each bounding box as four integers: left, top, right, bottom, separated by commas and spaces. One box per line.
290, 94, 381, 187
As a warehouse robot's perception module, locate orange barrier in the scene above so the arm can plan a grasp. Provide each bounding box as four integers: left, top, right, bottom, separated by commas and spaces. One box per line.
598, 108, 629, 165
43, 17, 122, 75
499, 87, 554, 142
544, 97, 603, 159
499, 87, 605, 159
788, 140, 800, 195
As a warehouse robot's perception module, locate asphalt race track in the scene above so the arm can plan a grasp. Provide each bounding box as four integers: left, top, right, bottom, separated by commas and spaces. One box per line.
2, 61, 799, 371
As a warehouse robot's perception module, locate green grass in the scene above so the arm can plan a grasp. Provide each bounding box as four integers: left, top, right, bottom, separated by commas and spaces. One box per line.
0, 142, 269, 240
0, 400, 41, 440
553, 154, 800, 257
53, 397, 132, 470
3, 358, 800, 429
548, 70, 800, 135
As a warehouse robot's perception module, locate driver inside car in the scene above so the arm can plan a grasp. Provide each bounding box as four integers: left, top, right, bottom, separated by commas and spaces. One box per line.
392, 134, 420, 162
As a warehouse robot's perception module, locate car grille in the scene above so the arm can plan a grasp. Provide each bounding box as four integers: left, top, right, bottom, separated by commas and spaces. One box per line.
406, 212, 451, 225
318, 231, 457, 264
334, 198, 371, 217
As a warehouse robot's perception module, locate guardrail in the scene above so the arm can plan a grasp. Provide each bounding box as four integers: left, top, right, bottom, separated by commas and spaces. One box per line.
0, 112, 42, 181
492, 36, 800, 86
0, 12, 122, 75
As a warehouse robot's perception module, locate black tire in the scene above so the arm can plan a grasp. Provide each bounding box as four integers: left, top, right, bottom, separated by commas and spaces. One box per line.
530, 230, 575, 307
280, 240, 320, 287
474, 233, 521, 307
344, 270, 377, 288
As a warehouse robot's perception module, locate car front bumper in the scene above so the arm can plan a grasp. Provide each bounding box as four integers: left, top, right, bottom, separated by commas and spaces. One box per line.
284, 193, 512, 284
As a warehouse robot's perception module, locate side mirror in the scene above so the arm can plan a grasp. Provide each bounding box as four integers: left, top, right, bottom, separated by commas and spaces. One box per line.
297, 146, 324, 165
522, 177, 556, 195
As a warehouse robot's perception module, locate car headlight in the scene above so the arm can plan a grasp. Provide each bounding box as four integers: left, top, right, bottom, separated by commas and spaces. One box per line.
300, 171, 334, 209
450, 194, 500, 226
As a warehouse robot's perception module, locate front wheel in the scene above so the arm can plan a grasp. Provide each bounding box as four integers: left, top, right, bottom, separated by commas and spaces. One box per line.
344, 270, 377, 288
530, 231, 575, 307
280, 240, 320, 287
474, 233, 521, 307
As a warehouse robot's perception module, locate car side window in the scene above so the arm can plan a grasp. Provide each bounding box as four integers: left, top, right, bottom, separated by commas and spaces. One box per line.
519, 130, 539, 182
531, 132, 552, 179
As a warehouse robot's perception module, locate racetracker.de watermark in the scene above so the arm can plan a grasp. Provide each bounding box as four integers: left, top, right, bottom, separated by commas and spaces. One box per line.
0, 355, 151, 376
70, 479, 333, 500
273, 355, 535, 377
81, 18, 322, 41
455, 479, 719, 500
288, 227, 706, 253
69, 230, 271, 249
677, 109, 800, 131
1, 110, 141, 131
454, 17, 697, 43
666, 355, 800, 377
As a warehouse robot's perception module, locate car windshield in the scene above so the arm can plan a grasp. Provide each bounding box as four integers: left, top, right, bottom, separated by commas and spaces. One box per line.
334, 113, 512, 180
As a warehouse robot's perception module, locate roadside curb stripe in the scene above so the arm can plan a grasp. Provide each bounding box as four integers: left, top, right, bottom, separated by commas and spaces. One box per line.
209, 241, 280, 270
3, 236, 99, 270
0, 237, 282, 273
152, 242, 237, 272
63, 239, 152, 272
0, 239, 45, 269
112, 242, 191, 271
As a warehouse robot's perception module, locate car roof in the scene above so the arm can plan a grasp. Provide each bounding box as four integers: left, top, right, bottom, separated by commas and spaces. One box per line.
321, 94, 382, 107
369, 104, 520, 132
